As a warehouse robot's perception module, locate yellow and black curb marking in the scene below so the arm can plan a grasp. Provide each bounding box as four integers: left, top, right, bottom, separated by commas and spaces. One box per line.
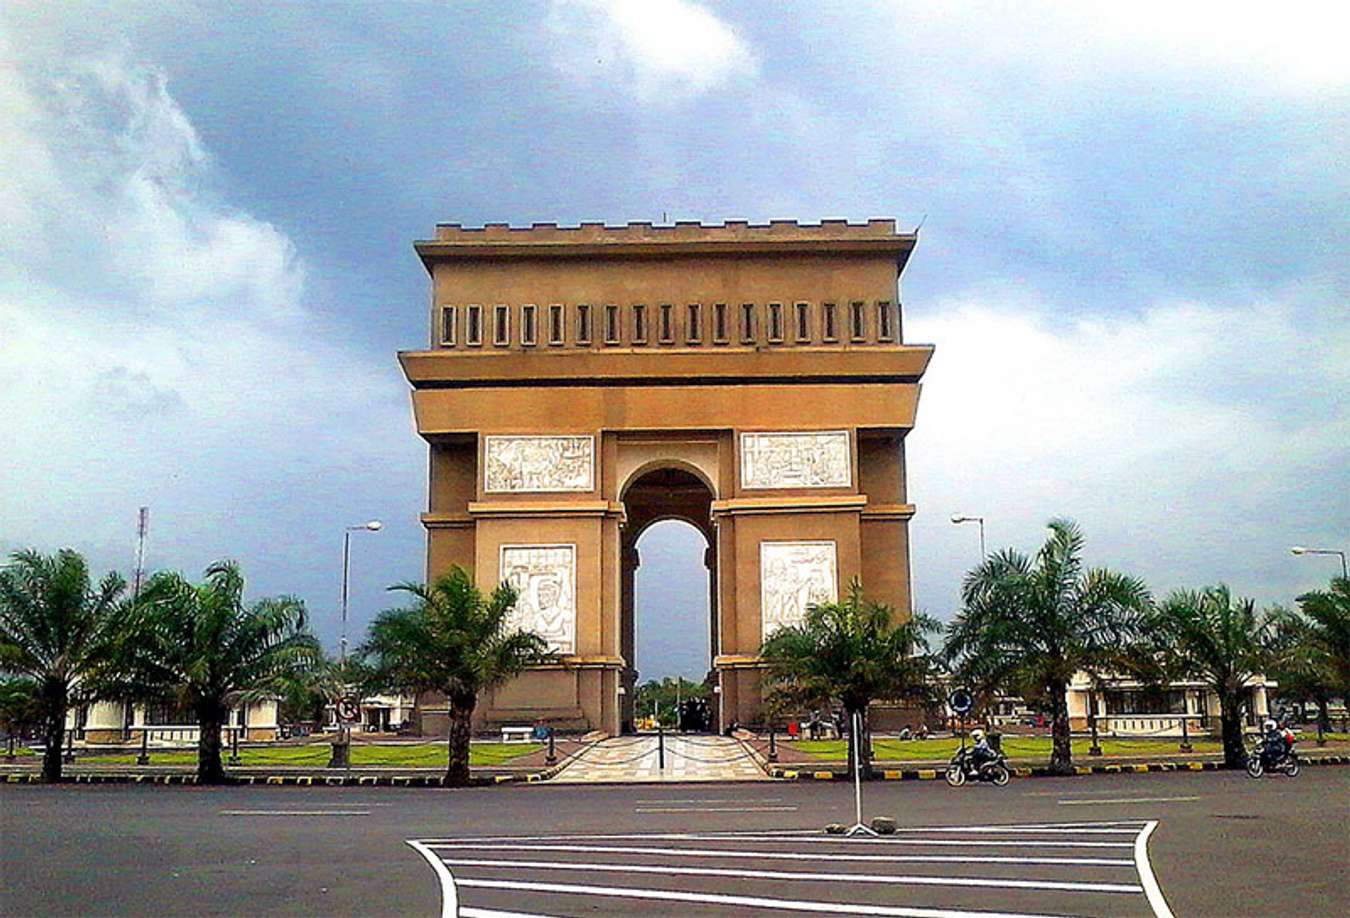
1, 770, 553, 787
769, 753, 1350, 781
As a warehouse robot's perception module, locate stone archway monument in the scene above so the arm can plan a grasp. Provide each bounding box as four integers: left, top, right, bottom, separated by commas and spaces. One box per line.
398, 220, 933, 736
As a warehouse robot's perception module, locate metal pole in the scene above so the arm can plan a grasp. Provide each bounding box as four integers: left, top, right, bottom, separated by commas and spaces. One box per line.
978, 518, 986, 559
132, 506, 149, 602
64, 728, 74, 764
768, 727, 778, 763
1180, 712, 1192, 753
657, 723, 665, 770
137, 727, 149, 765
340, 530, 352, 667
546, 729, 556, 765
852, 711, 864, 827
229, 722, 241, 765
1088, 691, 1102, 756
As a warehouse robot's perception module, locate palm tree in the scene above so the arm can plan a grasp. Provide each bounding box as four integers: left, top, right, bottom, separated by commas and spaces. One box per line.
945, 519, 1151, 775
760, 579, 940, 778
0, 676, 41, 761
1146, 586, 1277, 768
0, 549, 127, 782
360, 566, 549, 786
114, 561, 318, 784
1272, 578, 1350, 734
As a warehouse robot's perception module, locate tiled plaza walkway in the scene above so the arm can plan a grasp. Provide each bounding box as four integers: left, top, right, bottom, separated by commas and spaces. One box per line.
551, 734, 771, 783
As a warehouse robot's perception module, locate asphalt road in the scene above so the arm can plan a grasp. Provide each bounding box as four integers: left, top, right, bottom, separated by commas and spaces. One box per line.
2, 768, 1346, 917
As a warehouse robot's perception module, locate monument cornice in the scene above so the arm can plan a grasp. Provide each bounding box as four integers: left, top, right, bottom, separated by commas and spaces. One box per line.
399, 346, 933, 389
466, 500, 622, 519
419, 512, 474, 530
415, 219, 916, 272
860, 503, 918, 521
713, 654, 768, 670
710, 495, 869, 517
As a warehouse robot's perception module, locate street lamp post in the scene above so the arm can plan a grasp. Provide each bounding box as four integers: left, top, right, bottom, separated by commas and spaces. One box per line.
951, 515, 986, 560
1290, 546, 1348, 579
340, 520, 383, 667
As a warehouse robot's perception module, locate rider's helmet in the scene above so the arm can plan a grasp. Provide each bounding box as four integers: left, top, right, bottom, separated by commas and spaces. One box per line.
1263, 719, 1277, 732
970, 728, 985, 742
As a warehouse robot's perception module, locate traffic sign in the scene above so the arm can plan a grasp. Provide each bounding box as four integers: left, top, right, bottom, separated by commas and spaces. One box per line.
948, 687, 974, 716
337, 697, 359, 722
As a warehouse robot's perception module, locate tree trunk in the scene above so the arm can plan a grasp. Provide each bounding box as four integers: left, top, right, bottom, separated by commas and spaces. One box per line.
1218, 693, 1246, 769
1048, 680, 1073, 775
196, 700, 227, 784
444, 691, 475, 787
40, 681, 67, 783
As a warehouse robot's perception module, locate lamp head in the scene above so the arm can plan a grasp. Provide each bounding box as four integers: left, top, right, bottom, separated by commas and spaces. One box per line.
1290, 546, 1306, 555
365, 520, 383, 531
951, 515, 974, 524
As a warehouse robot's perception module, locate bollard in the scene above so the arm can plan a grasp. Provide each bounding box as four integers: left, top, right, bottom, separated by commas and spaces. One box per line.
1088, 712, 1102, 756
768, 728, 778, 763
545, 729, 557, 765
229, 726, 241, 765
1179, 715, 1192, 754
64, 729, 75, 764
658, 724, 665, 770
136, 728, 150, 766
328, 730, 351, 769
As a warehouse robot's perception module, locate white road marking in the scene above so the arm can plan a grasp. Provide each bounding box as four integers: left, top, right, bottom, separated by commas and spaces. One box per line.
1058, 796, 1199, 806
453, 877, 1082, 918
1134, 820, 1176, 918
460, 909, 559, 918
634, 805, 798, 813
218, 810, 370, 816
437, 857, 1144, 894
888, 826, 1140, 834
418, 832, 1132, 848
428, 841, 1135, 867
718, 836, 1137, 849
406, 840, 457, 918
633, 797, 782, 804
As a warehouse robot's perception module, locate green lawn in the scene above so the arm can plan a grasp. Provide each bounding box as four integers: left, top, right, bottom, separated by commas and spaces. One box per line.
793, 736, 1231, 762
80, 741, 542, 768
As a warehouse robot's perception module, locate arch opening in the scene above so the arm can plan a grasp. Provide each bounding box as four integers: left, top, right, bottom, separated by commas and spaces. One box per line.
620, 467, 717, 733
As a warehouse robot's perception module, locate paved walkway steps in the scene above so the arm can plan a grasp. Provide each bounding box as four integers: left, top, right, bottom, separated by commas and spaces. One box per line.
551, 734, 769, 783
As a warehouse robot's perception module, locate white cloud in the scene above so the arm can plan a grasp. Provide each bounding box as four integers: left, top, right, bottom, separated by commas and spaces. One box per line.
905, 288, 1350, 618
547, 0, 757, 103
882, 1, 1350, 94
0, 45, 420, 595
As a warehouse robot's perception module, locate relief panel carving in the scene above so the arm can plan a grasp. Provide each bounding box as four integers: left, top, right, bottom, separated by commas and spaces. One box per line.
484, 435, 594, 493
740, 430, 851, 489
499, 544, 576, 655
760, 541, 838, 641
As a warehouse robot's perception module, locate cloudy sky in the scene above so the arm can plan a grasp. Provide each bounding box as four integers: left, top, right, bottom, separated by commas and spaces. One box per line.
2, 1, 1346, 681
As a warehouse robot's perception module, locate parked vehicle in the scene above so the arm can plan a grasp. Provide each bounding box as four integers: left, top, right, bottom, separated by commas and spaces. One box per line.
945, 746, 1011, 786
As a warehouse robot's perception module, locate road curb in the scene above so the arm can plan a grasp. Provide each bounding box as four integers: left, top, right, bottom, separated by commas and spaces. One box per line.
768, 753, 1350, 781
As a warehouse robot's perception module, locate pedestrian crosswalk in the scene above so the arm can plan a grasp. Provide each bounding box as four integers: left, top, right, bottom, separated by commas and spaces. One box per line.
550, 734, 769, 783
408, 819, 1175, 917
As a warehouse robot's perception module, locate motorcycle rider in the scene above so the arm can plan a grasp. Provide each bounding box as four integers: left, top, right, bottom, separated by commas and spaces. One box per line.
1260, 718, 1290, 764
969, 728, 998, 774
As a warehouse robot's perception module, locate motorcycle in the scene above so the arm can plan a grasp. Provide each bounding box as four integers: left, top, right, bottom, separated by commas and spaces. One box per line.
945, 746, 1011, 786
1245, 735, 1300, 778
